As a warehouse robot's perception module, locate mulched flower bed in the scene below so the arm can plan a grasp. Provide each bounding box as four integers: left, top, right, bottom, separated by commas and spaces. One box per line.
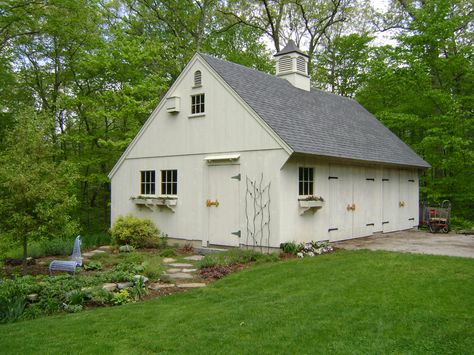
200, 263, 249, 281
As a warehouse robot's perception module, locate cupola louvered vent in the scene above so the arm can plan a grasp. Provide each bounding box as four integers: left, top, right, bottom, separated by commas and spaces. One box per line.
194, 70, 202, 86
278, 56, 292, 73
296, 57, 306, 74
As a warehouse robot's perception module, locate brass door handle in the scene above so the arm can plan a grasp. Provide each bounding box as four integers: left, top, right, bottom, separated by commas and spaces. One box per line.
347, 203, 356, 211
399, 201, 405, 208
206, 199, 219, 207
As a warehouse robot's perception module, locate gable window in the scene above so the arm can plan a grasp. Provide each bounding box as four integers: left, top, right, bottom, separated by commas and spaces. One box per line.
161, 170, 177, 195
191, 94, 205, 114
194, 70, 202, 86
141, 170, 155, 195
299, 167, 313, 195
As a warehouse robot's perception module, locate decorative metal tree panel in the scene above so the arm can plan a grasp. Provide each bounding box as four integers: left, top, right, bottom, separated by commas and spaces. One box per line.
245, 174, 271, 252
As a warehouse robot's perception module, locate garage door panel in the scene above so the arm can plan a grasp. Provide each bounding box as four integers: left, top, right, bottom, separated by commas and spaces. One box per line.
382, 169, 399, 233
328, 165, 353, 241
353, 167, 376, 238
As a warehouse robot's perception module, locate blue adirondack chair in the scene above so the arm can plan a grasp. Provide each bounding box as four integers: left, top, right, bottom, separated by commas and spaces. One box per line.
49, 236, 83, 275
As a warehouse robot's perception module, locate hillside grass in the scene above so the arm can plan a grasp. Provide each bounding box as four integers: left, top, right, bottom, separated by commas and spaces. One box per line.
1, 250, 473, 354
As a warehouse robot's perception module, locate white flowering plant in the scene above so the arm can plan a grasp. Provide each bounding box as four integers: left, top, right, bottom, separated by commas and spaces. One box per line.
296, 240, 333, 258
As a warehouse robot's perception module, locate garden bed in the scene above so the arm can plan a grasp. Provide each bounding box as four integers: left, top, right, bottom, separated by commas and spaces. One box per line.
1, 239, 337, 323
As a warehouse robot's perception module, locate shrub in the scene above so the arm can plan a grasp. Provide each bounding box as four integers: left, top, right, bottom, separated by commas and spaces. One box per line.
0, 297, 27, 323
40, 239, 73, 257
63, 304, 83, 313
112, 290, 130, 305
87, 288, 114, 306
159, 248, 176, 257
197, 255, 218, 269
450, 217, 474, 230
65, 290, 85, 306
143, 259, 162, 280
280, 242, 300, 255
110, 215, 160, 248
129, 278, 148, 301
198, 249, 279, 269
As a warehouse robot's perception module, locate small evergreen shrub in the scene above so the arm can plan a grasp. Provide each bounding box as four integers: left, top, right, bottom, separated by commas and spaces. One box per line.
110, 215, 160, 248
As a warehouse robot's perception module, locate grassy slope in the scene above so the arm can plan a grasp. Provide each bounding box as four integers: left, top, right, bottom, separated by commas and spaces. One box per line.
1, 250, 473, 354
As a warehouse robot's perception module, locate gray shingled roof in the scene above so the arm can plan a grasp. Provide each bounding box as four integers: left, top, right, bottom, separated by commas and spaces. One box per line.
200, 53, 430, 168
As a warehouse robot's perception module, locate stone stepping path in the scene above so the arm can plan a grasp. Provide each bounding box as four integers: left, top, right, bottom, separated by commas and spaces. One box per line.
182, 268, 197, 273
184, 255, 204, 261
168, 263, 193, 268
162, 255, 205, 285
149, 282, 205, 289
162, 272, 193, 279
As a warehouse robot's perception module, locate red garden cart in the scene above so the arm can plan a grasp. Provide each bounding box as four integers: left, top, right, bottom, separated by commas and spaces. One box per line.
420, 200, 451, 233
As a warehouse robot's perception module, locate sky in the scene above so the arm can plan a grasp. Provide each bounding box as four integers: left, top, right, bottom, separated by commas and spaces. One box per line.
371, 0, 390, 11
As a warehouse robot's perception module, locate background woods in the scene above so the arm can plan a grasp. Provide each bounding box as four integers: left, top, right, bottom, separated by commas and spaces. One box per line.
0, 0, 472, 250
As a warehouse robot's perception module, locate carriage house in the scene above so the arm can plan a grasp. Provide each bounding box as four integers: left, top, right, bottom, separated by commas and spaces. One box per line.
109, 41, 430, 249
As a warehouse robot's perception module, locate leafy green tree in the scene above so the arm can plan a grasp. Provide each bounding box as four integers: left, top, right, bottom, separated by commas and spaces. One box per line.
0, 110, 79, 273
358, 0, 474, 221
314, 33, 373, 97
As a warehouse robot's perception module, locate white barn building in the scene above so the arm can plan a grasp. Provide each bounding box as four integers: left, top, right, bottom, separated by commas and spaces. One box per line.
109, 41, 430, 249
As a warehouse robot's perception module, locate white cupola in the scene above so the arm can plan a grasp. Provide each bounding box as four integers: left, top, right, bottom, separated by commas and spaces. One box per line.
274, 40, 310, 91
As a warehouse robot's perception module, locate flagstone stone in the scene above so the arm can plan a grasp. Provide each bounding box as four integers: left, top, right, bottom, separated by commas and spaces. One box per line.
177, 283, 206, 288
181, 268, 197, 273
168, 263, 193, 268
149, 283, 176, 290
165, 268, 181, 273
163, 272, 193, 279
102, 283, 117, 292
163, 258, 176, 263
183, 255, 204, 261
117, 282, 133, 290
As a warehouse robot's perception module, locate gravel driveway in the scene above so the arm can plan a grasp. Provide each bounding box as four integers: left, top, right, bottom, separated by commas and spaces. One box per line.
335, 229, 474, 258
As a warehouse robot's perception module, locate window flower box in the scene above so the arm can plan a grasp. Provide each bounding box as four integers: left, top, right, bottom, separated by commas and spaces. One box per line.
131, 196, 177, 212
298, 196, 324, 215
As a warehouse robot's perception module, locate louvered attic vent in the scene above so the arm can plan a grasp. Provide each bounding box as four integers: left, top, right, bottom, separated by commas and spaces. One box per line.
278, 56, 292, 73
296, 56, 306, 74
194, 70, 202, 87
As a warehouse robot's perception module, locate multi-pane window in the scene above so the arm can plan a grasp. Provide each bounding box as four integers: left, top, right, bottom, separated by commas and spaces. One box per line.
191, 94, 205, 114
161, 170, 177, 195
140, 170, 155, 195
299, 167, 314, 195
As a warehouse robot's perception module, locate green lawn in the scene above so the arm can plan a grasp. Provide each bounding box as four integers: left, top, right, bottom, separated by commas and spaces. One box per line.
1, 250, 473, 354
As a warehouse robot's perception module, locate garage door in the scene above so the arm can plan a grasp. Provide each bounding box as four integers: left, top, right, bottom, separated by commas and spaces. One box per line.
327, 165, 376, 241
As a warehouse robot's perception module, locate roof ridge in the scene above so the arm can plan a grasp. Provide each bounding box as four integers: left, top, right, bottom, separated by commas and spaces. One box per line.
199, 52, 275, 77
